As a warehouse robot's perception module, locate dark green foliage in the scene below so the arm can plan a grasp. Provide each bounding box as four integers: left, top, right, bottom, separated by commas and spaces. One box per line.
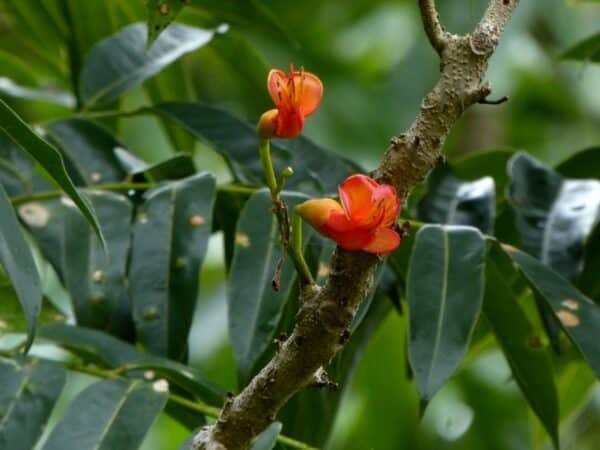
0, 357, 66, 450
407, 225, 486, 402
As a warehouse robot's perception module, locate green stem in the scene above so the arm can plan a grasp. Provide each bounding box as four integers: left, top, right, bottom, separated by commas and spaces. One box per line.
290, 211, 314, 285
257, 138, 314, 287
10, 182, 258, 207
258, 138, 278, 197
61, 361, 317, 450
10, 182, 154, 206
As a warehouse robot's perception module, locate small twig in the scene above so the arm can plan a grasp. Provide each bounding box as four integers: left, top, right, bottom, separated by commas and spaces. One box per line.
258, 138, 315, 289
418, 0, 448, 54
478, 95, 509, 105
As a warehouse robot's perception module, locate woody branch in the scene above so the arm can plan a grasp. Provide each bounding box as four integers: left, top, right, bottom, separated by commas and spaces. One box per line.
193, 1, 520, 449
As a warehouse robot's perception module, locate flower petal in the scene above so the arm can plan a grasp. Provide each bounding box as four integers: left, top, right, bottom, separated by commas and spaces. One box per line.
361, 228, 401, 255
321, 209, 355, 233
293, 71, 323, 117
267, 69, 289, 109
372, 185, 400, 227
274, 109, 304, 138
338, 174, 379, 227
330, 229, 375, 251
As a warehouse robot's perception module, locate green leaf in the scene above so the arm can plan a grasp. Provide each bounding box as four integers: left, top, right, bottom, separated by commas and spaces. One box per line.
561, 32, 600, 63
0, 357, 66, 450
152, 102, 362, 195
417, 165, 495, 234
146, 1, 186, 47
577, 221, 600, 302
407, 225, 486, 402
503, 247, 600, 378
0, 132, 49, 196
41, 379, 167, 450
452, 149, 516, 202
18, 199, 68, 281
0, 77, 75, 107
213, 187, 253, 271
483, 255, 559, 449
63, 191, 134, 338
188, 0, 289, 42
507, 152, 600, 282
0, 282, 65, 335
46, 118, 128, 185
0, 99, 105, 247
251, 422, 282, 450
114, 148, 196, 182
130, 173, 216, 360
555, 146, 600, 180
0, 184, 41, 351
39, 323, 225, 405
80, 23, 217, 108
228, 189, 312, 382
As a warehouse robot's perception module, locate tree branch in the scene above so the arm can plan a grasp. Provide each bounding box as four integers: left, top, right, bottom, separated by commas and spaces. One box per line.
418, 0, 448, 54
193, 1, 520, 449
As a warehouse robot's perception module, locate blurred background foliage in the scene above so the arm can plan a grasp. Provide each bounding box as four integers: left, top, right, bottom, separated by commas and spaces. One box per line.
0, 1, 599, 449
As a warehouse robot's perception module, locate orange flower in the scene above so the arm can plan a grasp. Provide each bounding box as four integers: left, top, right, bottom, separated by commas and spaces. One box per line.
257, 66, 323, 139
296, 174, 401, 255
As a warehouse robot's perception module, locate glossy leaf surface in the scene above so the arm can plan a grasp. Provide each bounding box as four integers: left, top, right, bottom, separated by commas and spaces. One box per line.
503, 247, 600, 377
0, 357, 66, 450
42, 379, 167, 450
130, 173, 216, 360
80, 23, 216, 107
483, 255, 559, 448
417, 166, 495, 233
407, 225, 486, 401
508, 152, 600, 281
63, 191, 133, 337
0, 184, 41, 351
0, 99, 104, 245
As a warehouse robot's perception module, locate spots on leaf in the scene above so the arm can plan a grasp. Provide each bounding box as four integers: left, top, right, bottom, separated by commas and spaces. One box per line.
18, 202, 50, 227
235, 232, 250, 247
561, 299, 579, 311
556, 309, 580, 328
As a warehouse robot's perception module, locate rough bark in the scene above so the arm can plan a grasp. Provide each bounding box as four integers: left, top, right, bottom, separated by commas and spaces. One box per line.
193, 1, 520, 449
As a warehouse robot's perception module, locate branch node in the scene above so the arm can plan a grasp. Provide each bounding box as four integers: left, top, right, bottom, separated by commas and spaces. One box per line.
273, 333, 288, 351
310, 367, 339, 391
339, 328, 351, 345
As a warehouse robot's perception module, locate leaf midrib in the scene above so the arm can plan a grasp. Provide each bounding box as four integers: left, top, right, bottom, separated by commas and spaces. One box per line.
90, 381, 138, 450
425, 230, 449, 394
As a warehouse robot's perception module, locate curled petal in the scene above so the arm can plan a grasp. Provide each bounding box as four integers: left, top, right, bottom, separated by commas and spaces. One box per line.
267, 69, 289, 109
361, 228, 401, 255
338, 174, 379, 227
293, 71, 323, 117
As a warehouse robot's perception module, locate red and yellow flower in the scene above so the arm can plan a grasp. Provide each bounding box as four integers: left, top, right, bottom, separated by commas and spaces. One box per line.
257, 66, 323, 139
296, 174, 401, 255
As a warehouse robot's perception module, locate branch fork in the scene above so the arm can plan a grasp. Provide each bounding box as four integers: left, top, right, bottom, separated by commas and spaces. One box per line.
193, 1, 520, 448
